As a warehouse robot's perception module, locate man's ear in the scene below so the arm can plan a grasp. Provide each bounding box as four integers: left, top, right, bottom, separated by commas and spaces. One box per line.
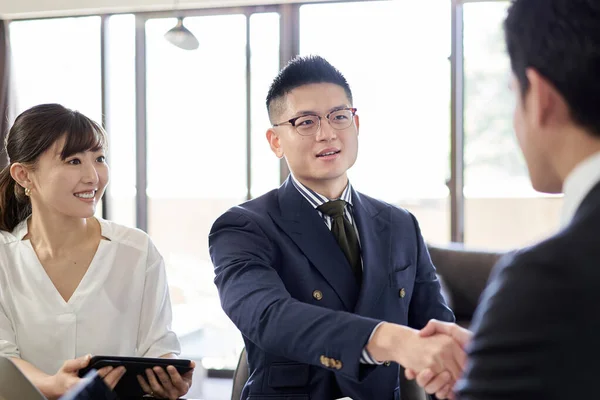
267, 128, 284, 159
354, 113, 360, 136
525, 68, 558, 129
9, 163, 32, 191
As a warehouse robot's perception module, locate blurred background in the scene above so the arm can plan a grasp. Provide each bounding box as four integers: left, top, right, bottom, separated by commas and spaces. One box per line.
0, 0, 563, 398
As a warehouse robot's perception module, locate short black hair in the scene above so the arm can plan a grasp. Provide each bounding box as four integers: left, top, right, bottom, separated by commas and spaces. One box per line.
266, 55, 353, 122
504, 0, 600, 137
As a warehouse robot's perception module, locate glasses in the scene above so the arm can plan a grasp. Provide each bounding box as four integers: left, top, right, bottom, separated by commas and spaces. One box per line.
272, 107, 357, 136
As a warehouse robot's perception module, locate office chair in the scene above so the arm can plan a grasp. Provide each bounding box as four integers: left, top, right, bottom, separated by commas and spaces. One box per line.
230, 348, 429, 400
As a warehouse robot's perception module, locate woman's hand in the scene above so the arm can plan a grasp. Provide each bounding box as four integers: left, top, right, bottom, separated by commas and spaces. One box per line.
47, 355, 91, 399
97, 365, 127, 390
137, 360, 195, 399
48, 355, 126, 400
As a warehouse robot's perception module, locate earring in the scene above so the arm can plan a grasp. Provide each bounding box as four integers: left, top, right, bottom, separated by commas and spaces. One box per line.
24, 187, 31, 197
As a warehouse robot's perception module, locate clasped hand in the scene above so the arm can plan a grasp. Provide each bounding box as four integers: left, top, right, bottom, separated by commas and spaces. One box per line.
404, 320, 473, 400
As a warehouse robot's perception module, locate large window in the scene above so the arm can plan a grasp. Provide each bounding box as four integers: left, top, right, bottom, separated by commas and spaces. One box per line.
10, 17, 102, 120
144, 12, 280, 372
463, 1, 562, 250
104, 14, 136, 228
300, 0, 451, 245
145, 14, 247, 367
250, 13, 281, 198
10, 16, 104, 217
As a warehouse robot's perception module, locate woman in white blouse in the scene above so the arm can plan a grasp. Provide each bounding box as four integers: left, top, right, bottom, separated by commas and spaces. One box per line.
0, 104, 194, 400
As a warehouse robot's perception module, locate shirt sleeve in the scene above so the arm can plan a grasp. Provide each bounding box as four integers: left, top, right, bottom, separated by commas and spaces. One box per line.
0, 300, 20, 359
136, 239, 181, 358
360, 322, 385, 364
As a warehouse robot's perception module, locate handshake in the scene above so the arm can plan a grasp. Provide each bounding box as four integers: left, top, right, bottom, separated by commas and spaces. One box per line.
366, 320, 473, 400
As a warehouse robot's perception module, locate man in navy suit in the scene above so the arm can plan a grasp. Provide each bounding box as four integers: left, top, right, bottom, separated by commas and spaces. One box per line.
404, 1, 600, 399
209, 55, 465, 400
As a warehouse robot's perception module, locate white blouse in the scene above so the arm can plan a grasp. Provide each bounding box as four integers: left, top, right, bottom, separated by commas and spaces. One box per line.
0, 218, 181, 375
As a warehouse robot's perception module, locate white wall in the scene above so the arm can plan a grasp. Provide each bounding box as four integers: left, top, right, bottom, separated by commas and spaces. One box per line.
1, 0, 308, 19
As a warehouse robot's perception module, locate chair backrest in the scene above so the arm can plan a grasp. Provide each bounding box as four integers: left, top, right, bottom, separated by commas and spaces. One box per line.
0, 357, 46, 400
428, 243, 504, 322
399, 366, 430, 400
231, 348, 249, 400
230, 348, 429, 400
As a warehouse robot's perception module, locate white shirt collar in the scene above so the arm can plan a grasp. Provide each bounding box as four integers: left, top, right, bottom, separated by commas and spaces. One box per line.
290, 174, 353, 208
560, 151, 600, 227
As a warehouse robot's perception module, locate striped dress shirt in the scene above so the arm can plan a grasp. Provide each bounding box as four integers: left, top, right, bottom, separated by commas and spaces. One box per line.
290, 175, 384, 365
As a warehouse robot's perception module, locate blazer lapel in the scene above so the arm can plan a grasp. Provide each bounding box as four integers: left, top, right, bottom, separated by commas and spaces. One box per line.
268, 178, 360, 311
352, 190, 392, 315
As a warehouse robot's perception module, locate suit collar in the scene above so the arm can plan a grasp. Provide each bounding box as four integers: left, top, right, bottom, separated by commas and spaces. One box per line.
270, 178, 391, 314
270, 178, 360, 310
290, 174, 354, 207
561, 151, 600, 227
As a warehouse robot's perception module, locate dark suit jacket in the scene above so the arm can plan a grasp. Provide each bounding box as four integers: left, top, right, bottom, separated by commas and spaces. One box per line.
456, 181, 600, 400
209, 177, 454, 400
59, 370, 117, 400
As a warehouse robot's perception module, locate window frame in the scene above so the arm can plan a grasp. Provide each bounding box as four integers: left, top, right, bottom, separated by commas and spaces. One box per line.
4, 0, 511, 243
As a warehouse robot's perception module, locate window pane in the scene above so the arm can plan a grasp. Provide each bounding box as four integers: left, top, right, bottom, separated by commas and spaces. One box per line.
300, 0, 451, 244
250, 13, 280, 198
10, 17, 103, 218
145, 15, 246, 373
10, 17, 102, 122
463, 2, 563, 250
105, 14, 136, 228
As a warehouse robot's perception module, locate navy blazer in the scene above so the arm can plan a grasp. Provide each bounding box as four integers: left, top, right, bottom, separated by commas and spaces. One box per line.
209, 177, 454, 400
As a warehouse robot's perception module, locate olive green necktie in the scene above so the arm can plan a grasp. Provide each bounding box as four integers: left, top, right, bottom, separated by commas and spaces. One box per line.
317, 200, 362, 283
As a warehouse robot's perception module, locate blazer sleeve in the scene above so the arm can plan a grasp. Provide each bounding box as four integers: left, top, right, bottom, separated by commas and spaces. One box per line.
407, 213, 455, 329
455, 251, 591, 400
209, 209, 382, 382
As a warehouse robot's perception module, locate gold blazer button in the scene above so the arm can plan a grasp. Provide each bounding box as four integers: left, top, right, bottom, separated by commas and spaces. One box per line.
313, 290, 323, 300
399, 288, 406, 298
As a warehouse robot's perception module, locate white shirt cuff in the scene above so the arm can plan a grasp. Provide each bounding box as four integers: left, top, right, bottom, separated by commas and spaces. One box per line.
359, 322, 385, 365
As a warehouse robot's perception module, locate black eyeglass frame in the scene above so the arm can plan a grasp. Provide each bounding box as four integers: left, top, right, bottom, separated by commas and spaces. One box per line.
272, 107, 358, 135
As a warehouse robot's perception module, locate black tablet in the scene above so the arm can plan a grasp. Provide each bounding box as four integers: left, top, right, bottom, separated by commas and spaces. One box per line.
78, 356, 193, 399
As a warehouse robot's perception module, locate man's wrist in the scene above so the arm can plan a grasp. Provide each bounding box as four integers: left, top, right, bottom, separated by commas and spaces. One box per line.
365, 323, 415, 364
